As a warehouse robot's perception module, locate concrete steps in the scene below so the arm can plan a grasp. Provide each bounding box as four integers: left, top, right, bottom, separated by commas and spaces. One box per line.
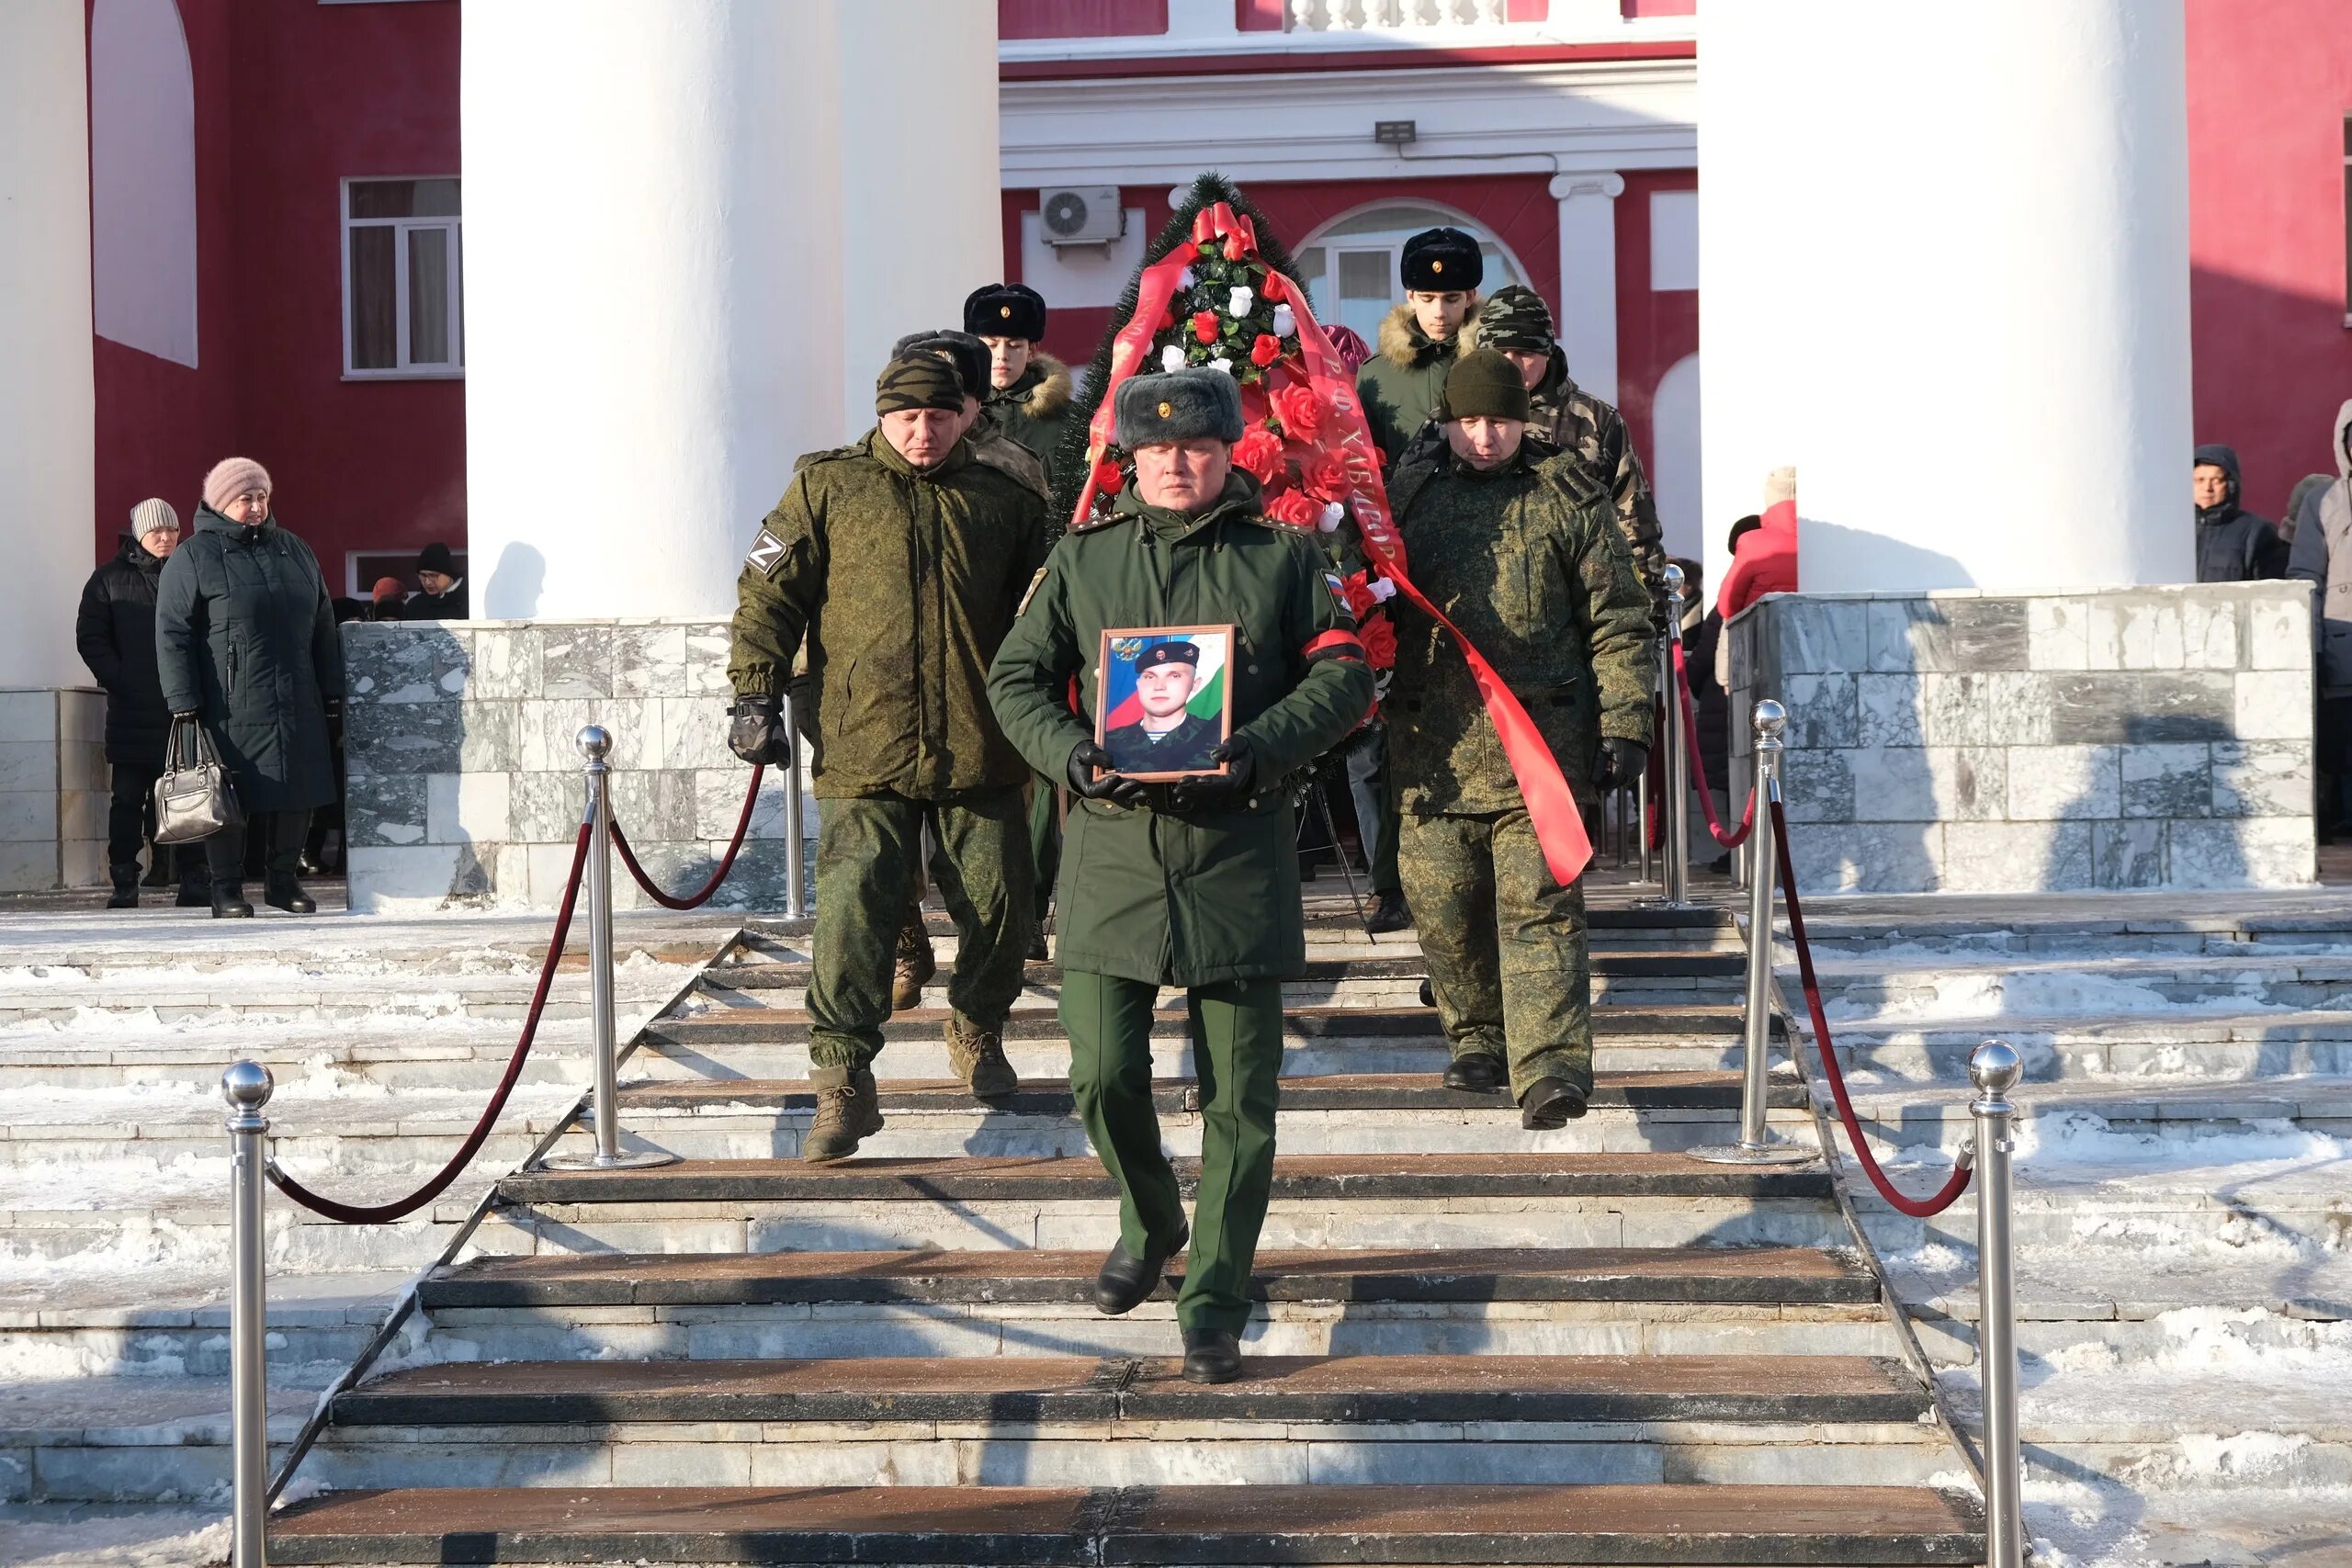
266, 1482, 1985, 1566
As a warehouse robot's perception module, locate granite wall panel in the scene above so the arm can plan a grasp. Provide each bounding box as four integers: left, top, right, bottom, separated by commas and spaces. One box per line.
1725, 584, 2315, 893
343, 620, 813, 913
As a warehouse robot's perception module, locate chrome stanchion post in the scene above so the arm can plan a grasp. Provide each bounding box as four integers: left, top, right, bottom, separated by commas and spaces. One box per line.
1659, 564, 1691, 906
1693, 702, 1813, 1167
1636, 637, 1657, 886
1971, 1039, 2026, 1568
545, 726, 676, 1171
780, 691, 807, 920
222, 1060, 273, 1568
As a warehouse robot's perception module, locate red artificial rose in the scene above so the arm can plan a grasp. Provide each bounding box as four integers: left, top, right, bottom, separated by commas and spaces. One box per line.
1357, 612, 1397, 671
1231, 426, 1284, 484
1091, 458, 1125, 497
1250, 333, 1282, 368
1191, 310, 1219, 344
1300, 452, 1351, 502
1271, 382, 1327, 443
1263, 490, 1320, 529
1340, 570, 1380, 617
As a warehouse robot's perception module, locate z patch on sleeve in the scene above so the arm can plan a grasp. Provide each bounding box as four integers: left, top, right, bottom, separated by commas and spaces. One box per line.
1322, 571, 1359, 627
744, 529, 787, 579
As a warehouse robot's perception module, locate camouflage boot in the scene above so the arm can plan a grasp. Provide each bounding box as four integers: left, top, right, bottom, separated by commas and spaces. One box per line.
803, 1066, 883, 1163
891, 914, 937, 1012
945, 1017, 1019, 1106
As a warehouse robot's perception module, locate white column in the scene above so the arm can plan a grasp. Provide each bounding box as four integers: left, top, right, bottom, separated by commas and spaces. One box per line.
1549, 172, 1623, 406
463, 0, 844, 620
1701, 1, 2191, 592
0, 0, 96, 691
835, 1, 1002, 441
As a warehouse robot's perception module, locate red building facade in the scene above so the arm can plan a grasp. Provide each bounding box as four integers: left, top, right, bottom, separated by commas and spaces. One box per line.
82, 0, 2352, 581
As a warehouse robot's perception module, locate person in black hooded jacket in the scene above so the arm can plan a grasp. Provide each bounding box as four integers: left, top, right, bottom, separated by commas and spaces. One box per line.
77, 500, 204, 908
2193, 443, 2287, 582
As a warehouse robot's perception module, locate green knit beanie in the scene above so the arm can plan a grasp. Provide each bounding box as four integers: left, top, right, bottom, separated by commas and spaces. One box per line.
1442, 348, 1532, 423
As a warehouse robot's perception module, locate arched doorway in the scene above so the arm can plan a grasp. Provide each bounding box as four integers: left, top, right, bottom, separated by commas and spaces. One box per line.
1650, 351, 1702, 562
1293, 201, 1529, 346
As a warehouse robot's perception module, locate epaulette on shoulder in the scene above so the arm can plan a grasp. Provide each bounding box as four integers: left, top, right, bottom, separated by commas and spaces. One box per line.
790, 444, 860, 475
1533, 441, 1610, 507
1068, 508, 1130, 536
967, 437, 1051, 501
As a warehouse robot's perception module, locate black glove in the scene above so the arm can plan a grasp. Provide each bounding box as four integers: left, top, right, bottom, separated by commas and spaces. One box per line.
1067, 741, 1147, 807
1169, 737, 1257, 811
728, 694, 792, 766
1595, 738, 1649, 793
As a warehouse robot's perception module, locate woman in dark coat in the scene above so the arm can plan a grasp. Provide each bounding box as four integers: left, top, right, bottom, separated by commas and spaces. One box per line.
77, 500, 206, 907
156, 458, 345, 917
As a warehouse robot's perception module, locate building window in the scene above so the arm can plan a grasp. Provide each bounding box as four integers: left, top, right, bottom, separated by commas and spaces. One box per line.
343, 177, 462, 377
1292, 203, 1526, 346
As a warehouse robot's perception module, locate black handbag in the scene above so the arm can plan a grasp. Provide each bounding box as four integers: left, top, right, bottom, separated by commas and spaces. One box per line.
153, 717, 244, 844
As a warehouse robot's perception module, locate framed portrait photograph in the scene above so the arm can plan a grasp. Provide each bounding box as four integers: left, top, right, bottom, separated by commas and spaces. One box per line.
1094, 625, 1238, 782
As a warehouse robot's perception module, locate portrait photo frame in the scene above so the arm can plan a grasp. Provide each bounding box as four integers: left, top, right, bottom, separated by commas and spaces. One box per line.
1092, 625, 1239, 782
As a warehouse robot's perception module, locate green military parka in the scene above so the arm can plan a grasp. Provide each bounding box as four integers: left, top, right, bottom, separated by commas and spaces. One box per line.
1384, 439, 1656, 815
987, 472, 1374, 987
730, 428, 1048, 799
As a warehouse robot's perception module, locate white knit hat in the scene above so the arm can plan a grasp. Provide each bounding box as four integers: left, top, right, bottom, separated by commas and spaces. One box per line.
130, 498, 179, 539
1761, 466, 1798, 507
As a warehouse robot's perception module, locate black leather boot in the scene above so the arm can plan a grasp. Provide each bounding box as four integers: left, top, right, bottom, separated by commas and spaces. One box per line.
1442, 1052, 1507, 1093
211, 883, 254, 919
265, 874, 315, 915
1364, 890, 1411, 933
107, 866, 139, 909
1518, 1077, 1589, 1130
1181, 1326, 1243, 1384
1093, 1221, 1189, 1316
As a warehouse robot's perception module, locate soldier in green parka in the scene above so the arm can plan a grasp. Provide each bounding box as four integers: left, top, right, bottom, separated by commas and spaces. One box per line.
1385, 350, 1655, 1127
988, 369, 1374, 1384
1354, 226, 1483, 470
729, 355, 1050, 1163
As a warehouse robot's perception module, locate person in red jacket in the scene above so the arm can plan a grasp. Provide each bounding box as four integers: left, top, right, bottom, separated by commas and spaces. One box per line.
1717, 468, 1799, 621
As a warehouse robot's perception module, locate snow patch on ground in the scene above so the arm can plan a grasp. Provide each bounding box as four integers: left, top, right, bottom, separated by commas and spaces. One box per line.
0, 1506, 229, 1567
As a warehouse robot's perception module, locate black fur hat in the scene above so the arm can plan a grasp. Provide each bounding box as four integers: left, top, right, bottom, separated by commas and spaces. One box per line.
1401, 227, 1484, 292
964, 283, 1047, 342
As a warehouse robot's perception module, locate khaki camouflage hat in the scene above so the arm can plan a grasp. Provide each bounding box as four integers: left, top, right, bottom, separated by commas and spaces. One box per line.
875, 355, 967, 415
1476, 286, 1555, 354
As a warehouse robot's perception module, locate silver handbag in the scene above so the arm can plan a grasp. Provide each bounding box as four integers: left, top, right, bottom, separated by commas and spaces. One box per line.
153, 717, 244, 844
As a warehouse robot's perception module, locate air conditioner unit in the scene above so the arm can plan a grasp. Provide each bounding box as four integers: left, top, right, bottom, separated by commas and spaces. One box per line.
1039, 186, 1125, 246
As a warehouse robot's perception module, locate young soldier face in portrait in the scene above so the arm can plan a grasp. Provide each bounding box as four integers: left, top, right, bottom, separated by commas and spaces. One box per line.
1447, 414, 1526, 471
980, 335, 1032, 389
1135, 657, 1199, 728
1133, 437, 1233, 513
1408, 289, 1473, 341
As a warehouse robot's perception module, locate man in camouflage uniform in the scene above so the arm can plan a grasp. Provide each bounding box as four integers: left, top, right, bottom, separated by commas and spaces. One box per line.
729, 354, 1049, 1161
1385, 350, 1654, 1127
989, 369, 1374, 1383
1460, 285, 1668, 603
881, 330, 1057, 999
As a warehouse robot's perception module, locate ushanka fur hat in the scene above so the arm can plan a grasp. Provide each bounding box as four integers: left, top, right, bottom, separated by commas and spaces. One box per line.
1114, 369, 1245, 448
964, 283, 1047, 342
1400, 227, 1483, 292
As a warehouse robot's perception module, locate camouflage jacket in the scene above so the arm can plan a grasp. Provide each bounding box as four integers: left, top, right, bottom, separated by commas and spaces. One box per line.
730, 427, 1048, 798
983, 354, 1076, 487
1383, 440, 1656, 814
1407, 337, 1667, 603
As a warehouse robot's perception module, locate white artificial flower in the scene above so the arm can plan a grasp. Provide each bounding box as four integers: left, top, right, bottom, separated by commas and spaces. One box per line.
1160, 344, 1186, 374
1271, 303, 1295, 337
1227, 286, 1254, 317
1317, 502, 1346, 533
1177, 265, 1196, 288
1369, 576, 1397, 603
1209, 356, 1234, 376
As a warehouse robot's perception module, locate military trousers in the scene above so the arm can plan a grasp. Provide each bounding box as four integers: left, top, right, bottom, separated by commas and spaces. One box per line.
1396, 807, 1592, 1099
1061, 971, 1283, 1337
808, 787, 1034, 1075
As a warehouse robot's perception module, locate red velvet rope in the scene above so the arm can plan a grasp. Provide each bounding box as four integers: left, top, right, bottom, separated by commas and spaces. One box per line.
267, 821, 594, 1224
1668, 639, 1758, 849
1771, 798, 1974, 1217
608, 764, 766, 911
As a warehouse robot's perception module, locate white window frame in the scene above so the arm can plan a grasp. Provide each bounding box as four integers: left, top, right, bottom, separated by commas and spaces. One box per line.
341, 175, 464, 380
